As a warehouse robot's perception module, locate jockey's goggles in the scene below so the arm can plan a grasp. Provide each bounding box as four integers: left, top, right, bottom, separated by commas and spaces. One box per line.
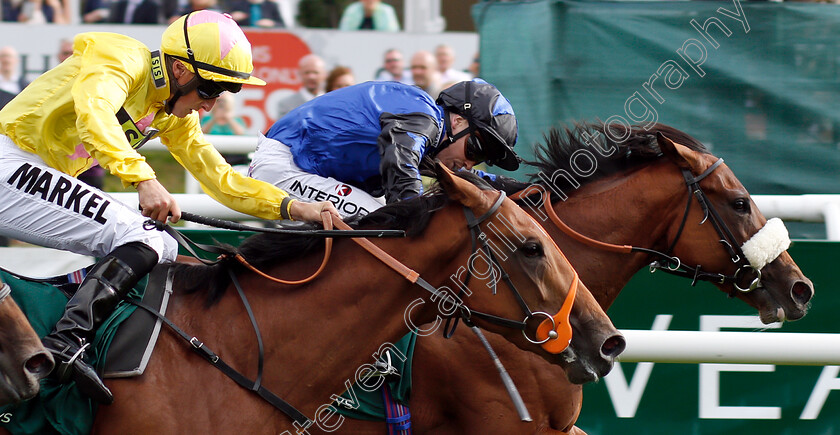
464, 130, 487, 163
195, 78, 241, 99
449, 125, 493, 164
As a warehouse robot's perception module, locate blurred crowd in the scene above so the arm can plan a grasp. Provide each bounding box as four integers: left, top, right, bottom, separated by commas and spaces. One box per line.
0, 0, 407, 27
0, 0, 480, 133
276, 44, 479, 119
0, 0, 296, 25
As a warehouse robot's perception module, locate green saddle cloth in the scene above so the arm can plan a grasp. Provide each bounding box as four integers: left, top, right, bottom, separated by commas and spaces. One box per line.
2, 266, 413, 430
332, 331, 417, 421
0, 270, 146, 435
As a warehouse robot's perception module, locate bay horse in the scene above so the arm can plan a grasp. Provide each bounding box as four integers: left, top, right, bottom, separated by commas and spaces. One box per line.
0, 278, 53, 406
85, 163, 624, 434
336, 123, 814, 434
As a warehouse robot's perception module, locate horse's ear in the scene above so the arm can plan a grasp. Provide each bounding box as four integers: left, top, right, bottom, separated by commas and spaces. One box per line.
657, 132, 698, 171
434, 161, 487, 209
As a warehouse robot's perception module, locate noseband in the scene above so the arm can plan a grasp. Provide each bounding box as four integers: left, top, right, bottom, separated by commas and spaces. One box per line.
656, 158, 761, 293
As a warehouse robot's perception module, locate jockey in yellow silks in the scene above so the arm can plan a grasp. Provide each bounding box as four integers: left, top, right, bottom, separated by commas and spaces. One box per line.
0, 11, 338, 405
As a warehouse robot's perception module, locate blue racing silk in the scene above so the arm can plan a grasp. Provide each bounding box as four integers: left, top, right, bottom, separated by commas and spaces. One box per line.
265, 81, 445, 202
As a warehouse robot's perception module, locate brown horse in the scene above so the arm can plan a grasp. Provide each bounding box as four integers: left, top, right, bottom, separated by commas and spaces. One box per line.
85, 163, 624, 434
336, 123, 814, 434
0, 278, 53, 406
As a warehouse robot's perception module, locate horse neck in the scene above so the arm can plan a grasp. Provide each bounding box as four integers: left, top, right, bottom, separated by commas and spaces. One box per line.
540, 161, 687, 309
167, 210, 472, 412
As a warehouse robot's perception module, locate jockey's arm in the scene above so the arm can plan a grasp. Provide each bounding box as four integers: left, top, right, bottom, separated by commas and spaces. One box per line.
160, 117, 337, 222
377, 113, 440, 204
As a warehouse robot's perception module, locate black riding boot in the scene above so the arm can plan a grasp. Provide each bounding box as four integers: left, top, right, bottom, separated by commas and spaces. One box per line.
42, 243, 158, 405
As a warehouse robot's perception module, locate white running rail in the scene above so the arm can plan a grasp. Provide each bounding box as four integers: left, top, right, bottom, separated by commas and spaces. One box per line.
140, 136, 840, 239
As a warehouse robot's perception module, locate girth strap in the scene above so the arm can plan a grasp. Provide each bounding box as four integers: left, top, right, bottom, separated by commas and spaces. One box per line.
128, 298, 313, 428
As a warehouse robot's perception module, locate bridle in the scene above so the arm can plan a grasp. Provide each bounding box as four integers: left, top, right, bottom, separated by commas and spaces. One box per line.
664, 158, 761, 292
336, 190, 577, 354
513, 157, 767, 295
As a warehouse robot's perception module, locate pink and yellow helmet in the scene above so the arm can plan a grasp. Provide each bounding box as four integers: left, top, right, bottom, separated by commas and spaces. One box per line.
161, 11, 265, 86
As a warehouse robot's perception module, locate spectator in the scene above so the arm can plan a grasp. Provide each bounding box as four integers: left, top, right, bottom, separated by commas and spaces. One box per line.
201, 92, 249, 166
338, 0, 399, 32
435, 44, 472, 87
57, 38, 74, 63
160, 0, 178, 21
168, 0, 218, 23
468, 51, 480, 78
410, 50, 442, 100
80, 0, 111, 23
17, 0, 70, 23
201, 92, 246, 135
0, 47, 27, 95
228, 0, 292, 28
374, 48, 412, 84
326, 65, 355, 92
2, 0, 19, 21
0, 88, 13, 108
276, 53, 326, 119
108, 0, 161, 23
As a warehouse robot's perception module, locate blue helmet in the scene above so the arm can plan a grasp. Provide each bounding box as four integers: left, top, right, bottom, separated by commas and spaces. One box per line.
436, 79, 520, 170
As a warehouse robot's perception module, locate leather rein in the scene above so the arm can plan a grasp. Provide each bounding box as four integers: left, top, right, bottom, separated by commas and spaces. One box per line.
131, 190, 577, 427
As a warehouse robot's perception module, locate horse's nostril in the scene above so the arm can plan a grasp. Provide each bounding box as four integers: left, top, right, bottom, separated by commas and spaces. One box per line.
25, 353, 55, 378
791, 281, 814, 306
601, 334, 626, 359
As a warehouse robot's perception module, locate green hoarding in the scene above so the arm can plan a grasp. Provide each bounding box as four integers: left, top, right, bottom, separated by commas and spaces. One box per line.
473, 0, 840, 199
577, 240, 837, 434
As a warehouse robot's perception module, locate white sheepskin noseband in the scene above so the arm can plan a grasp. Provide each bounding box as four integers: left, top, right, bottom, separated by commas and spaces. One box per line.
740, 218, 790, 270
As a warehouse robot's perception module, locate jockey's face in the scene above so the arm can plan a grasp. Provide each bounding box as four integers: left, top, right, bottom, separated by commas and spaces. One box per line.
168, 60, 218, 118
437, 113, 479, 171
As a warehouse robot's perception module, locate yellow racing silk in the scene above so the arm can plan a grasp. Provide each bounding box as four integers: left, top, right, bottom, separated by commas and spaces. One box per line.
0, 32, 294, 220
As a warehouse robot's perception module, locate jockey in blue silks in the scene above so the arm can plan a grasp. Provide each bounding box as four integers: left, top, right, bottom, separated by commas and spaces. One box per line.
249, 79, 522, 217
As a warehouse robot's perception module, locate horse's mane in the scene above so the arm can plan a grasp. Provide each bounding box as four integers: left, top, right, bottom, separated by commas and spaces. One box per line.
527, 121, 710, 191
171, 171, 494, 306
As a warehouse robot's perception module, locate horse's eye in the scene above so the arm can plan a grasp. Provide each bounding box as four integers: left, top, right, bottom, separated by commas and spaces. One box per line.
733, 198, 750, 213
520, 242, 544, 258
